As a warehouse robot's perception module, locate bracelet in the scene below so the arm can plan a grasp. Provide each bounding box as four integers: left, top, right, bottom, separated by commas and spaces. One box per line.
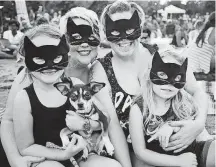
83, 118, 91, 132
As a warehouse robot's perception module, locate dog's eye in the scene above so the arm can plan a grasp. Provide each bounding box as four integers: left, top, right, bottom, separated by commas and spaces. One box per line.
70, 94, 78, 101
84, 92, 91, 100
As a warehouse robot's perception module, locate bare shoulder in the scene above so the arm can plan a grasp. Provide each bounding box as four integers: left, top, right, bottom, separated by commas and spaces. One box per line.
14, 89, 30, 105
89, 60, 109, 83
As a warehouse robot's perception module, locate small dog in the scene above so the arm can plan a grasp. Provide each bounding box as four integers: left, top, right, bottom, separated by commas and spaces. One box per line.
53, 77, 114, 165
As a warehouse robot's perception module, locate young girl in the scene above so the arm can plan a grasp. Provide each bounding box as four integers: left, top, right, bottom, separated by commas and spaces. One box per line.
12, 26, 87, 167
129, 50, 215, 167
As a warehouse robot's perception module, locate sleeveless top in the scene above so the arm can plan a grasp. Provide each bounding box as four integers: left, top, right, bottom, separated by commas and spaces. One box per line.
185, 27, 215, 74
98, 52, 135, 143
133, 99, 202, 160
24, 84, 71, 146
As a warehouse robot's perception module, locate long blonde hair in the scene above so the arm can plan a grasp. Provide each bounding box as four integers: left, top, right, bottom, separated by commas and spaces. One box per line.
142, 51, 197, 130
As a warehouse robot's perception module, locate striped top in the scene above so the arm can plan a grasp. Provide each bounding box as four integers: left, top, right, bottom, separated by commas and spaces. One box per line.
184, 27, 215, 74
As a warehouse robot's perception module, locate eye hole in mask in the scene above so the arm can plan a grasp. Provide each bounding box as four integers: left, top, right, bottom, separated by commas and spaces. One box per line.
72, 33, 82, 40
126, 29, 135, 35
88, 36, 96, 41
33, 57, 45, 65
157, 71, 168, 79
174, 75, 182, 82
53, 55, 63, 64
111, 30, 120, 36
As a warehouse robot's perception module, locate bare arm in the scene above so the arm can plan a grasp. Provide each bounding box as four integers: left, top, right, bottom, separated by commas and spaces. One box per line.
89, 61, 132, 167
129, 104, 180, 166
166, 67, 208, 152
184, 67, 208, 125
0, 68, 32, 167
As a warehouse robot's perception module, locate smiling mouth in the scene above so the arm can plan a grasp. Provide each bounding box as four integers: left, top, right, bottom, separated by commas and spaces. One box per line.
78, 50, 91, 56
117, 41, 132, 47
41, 69, 57, 75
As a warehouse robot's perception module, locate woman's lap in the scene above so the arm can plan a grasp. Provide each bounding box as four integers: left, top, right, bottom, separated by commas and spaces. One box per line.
79, 154, 122, 167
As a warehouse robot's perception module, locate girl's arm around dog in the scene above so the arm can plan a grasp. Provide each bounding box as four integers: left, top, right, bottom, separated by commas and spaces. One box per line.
129, 104, 197, 167
13, 90, 86, 161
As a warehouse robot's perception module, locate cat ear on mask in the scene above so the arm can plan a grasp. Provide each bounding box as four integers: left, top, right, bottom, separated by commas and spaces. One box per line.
152, 51, 164, 67
130, 10, 140, 24
105, 14, 114, 27
58, 35, 69, 53
67, 17, 76, 32
180, 58, 188, 71
24, 36, 36, 51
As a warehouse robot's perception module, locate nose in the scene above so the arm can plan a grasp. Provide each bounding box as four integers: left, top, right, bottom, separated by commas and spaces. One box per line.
80, 42, 89, 48
78, 103, 84, 108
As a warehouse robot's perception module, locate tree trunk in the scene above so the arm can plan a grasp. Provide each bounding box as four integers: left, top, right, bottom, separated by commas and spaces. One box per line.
14, 0, 30, 25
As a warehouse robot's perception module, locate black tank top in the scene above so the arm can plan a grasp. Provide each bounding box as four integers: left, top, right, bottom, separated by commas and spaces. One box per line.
24, 84, 71, 146
98, 52, 134, 143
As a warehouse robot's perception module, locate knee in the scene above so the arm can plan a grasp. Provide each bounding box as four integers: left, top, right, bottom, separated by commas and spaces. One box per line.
107, 159, 122, 167
36, 160, 64, 167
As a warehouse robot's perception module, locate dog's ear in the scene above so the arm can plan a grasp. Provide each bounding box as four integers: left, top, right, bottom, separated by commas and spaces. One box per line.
54, 78, 73, 96
87, 82, 106, 95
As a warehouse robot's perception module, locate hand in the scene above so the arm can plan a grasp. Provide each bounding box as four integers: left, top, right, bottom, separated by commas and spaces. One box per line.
147, 123, 173, 149
178, 152, 197, 167
65, 110, 85, 131
164, 120, 204, 153
64, 134, 87, 160
14, 156, 45, 167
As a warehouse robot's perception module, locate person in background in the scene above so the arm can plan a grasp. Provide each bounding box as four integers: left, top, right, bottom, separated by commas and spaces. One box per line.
2, 20, 24, 59
188, 20, 204, 46
140, 28, 158, 55
51, 12, 60, 25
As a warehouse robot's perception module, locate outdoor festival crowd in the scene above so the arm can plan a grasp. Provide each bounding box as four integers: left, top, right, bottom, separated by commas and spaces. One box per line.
0, 1, 215, 167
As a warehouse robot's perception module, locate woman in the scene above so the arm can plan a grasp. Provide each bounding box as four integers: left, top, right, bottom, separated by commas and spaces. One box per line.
186, 12, 215, 77
90, 0, 209, 166
1, 9, 121, 167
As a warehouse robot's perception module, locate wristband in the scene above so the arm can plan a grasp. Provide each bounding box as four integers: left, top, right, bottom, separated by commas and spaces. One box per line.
83, 118, 91, 132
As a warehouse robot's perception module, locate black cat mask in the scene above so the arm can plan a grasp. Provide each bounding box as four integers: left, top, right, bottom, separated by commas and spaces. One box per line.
67, 17, 100, 47
150, 52, 188, 89
105, 10, 141, 42
24, 35, 69, 72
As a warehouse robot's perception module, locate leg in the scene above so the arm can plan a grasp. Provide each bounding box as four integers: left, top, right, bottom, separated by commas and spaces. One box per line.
206, 140, 215, 167
36, 160, 65, 167
130, 151, 154, 167
79, 154, 122, 167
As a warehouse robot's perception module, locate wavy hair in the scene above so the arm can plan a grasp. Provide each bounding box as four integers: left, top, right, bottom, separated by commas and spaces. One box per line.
141, 51, 197, 132
196, 12, 215, 47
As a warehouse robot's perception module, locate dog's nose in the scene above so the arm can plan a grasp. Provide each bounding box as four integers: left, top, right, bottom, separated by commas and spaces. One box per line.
78, 103, 84, 108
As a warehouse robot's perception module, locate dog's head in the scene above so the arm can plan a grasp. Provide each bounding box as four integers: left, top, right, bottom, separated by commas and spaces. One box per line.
54, 77, 105, 115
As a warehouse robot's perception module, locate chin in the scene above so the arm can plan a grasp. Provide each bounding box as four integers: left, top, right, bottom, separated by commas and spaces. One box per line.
34, 70, 64, 84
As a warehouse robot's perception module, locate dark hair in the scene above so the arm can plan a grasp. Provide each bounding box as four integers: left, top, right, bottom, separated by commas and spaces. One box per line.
9, 20, 20, 29
36, 16, 49, 26
143, 28, 151, 37
196, 12, 215, 47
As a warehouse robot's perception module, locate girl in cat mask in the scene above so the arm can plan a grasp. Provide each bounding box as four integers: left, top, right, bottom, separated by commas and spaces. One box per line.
130, 51, 215, 167
90, 1, 209, 167
10, 24, 87, 167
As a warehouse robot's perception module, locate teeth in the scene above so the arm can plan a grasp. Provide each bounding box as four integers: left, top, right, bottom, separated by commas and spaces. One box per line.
79, 50, 90, 56
118, 43, 131, 47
